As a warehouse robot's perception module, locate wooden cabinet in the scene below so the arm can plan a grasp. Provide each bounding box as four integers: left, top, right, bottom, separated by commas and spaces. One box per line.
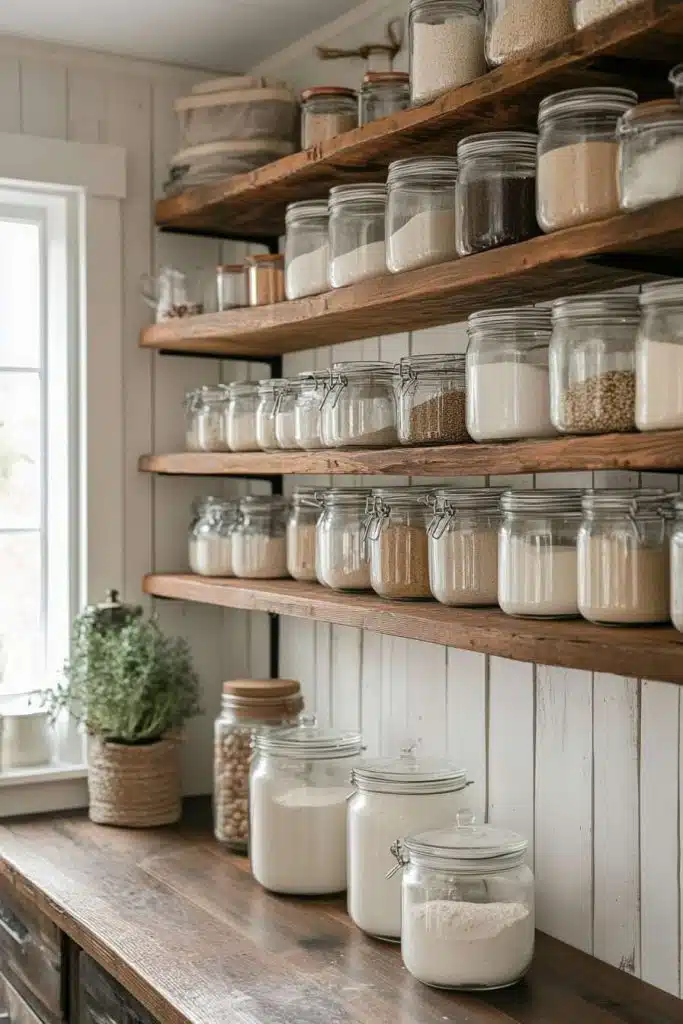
78, 956, 156, 1024
0, 877, 62, 1024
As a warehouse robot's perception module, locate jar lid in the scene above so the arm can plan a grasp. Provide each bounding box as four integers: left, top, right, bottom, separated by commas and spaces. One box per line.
501, 489, 583, 514
301, 86, 357, 101
362, 71, 410, 86
352, 749, 468, 794
245, 253, 283, 265
582, 488, 672, 517
227, 380, 260, 397
467, 306, 552, 335
217, 263, 245, 273
398, 352, 465, 381
551, 293, 640, 322
257, 377, 288, 394
238, 494, 289, 512
538, 87, 637, 126
192, 384, 230, 405
222, 679, 303, 722
329, 183, 387, 208
432, 487, 504, 513
404, 821, 528, 869
318, 487, 373, 508
291, 486, 319, 505
457, 131, 538, 162
387, 156, 458, 185
332, 359, 396, 381
370, 485, 435, 509
617, 99, 683, 135
254, 714, 362, 758
223, 678, 301, 699
639, 279, 683, 307
285, 199, 329, 223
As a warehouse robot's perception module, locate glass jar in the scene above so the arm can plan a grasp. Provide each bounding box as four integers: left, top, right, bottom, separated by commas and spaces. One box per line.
387, 157, 458, 274
187, 384, 230, 452
183, 388, 201, 450
316, 488, 373, 591
398, 820, 534, 989
410, 0, 486, 105
214, 678, 303, 850
294, 371, 329, 450
537, 87, 637, 233
328, 184, 387, 288
256, 378, 286, 451
636, 279, 683, 431
301, 86, 358, 149
396, 352, 468, 445
348, 750, 471, 941
486, 0, 572, 66
232, 495, 289, 579
274, 378, 300, 450
250, 716, 362, 894
456, 132, 538, 256
226, 381, 260, 452
321, 360, 398, 447
466, 307, 555, 441
670, 497, 683, 633
285, 200, 330, 300
617, 100, 683, 212
573, 0, 640, 30
549, 293, 639, 435
499, 489, 583, 618
287, 488, 319, 581
428, 488, 502, 605
671, 63, 683, 104
578, 489, 672, 625
360, 71, 410, 125
189, 498, 237, 577
366, 486, 434, 600
217, 263, 247, 310
246, 253, 285, 306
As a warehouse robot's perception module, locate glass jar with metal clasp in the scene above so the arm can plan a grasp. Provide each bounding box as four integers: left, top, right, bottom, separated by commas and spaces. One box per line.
365, 486, 434, 600
315, 488, 373, 591
286, 487, 319, 582
428, 487, 502, 606
256, 377, 286, 451
321, 361, 399, 448
189, 498, 237, 577
186, 385, 230, 452
396, 352, 469, 445
293, 371, 330, 450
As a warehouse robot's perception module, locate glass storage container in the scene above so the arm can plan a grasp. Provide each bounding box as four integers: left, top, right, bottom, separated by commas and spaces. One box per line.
636, 280, 683, 432
185, 384, 230, 451
232, 495, 289, 579
365, 486, 434, 600
214, 678, 303, 850
578, 489, 672, 625
294, 371, 329, 450
226, 381, 260, 452
410, 0, 486, 105
573, 0, 640, 30
140, 265, 204, 321
486, 0, 572, 66
387, 157, 459, 273
537, 87, 637, 233
618, 100, 683, 212
316, 488, 373, 591
499, 490, 583, 618
217, 263, 248, 310
321, 360, 398, 447
466, 307, 555, 441
456, 132, 538, 256
396, 820, 534, 989
285, 200, 330, 300
671, 63, 683, 103
274, 378, 300, 450
549, 293, 639, 434
670, 497, 683, 633
397, 352, 468, 444
256, 377, 286, 451
348, 750, 471, 941
428, 488, 502, 606
328, 184, 387, 288
250, 716, 362, 894
189, 498, 237, 577
246, 253, 285, 305
184, 388, 201, 450
360, 71, 410, 125
301, 86, 358, 149
287, 488, 319, 581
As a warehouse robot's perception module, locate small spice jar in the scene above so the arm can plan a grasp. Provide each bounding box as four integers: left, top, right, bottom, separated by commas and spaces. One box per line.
410, 0, 486, 105
328, 184, 387, 288
387, 157, 459, 273
466, 307, 555, 441
285, 200, 330, 300
537, 87, 637, 233
396, 352, 468, 445
618, 100, 683, 212
217, 264, 247, 310
294, 371, 329, 450
348, 750, 471, 941
274, 378, 300, 450
499, 490, 583, 618
214, 678, 303, 850
246, 253, 285, 306
226, 381, 260, 452
321, 361, 398, 447
189, 498, 237, 577
573, 0, 640, 30
486, 0, 572, 66
365, 487, 434, 600
456, 132, 539, 256
316, 488, 373, 591
428, 488, 502, 606
670, 497, 683, 633
301, 86, 358, 149
256, 378, 286, 451
232, 495, 289, 579
549, 293, 639, 435
578, 489, 672, 625
360, 71, 410, 125
286, 488, 319, 581
187, 384, 230, 452
636, 280, 683, 432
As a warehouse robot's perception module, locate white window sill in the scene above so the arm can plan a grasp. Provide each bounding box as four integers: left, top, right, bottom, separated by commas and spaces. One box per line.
0, 763, 88, 818
0, 762, 87, 787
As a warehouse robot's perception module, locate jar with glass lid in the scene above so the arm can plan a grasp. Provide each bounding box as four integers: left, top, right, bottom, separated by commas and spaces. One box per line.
387, 157, 459, 274
636, 280, 683, 432
226, 381, 260, 452
618, 100, 683, 212
396, 352, 468, 444
499, 490, 583, 618
670, 497, 683, 632
321, 360, 398, 447
285, 200, 329, 300
189, 498, 237, 577
410, 0, 486, 105
256, 378, 286, 451
428, 487, 502, 606
360, 71, 410, 125
214, 678, 303, 850
348, 750, 472, 941
549, 293, 639, 435
365, 486, 434, 600
486, 0, 572, 66
395, 819, 534, 989
328, 184, 387, 289
250, 715, 362, 894
316, 488, 373, 590
466, 307, 555, 441
301, 86, 358, 149
232, 495, 289, 579
294, 371, 329, 449
274, 378, 299, 450
185, 384, 230, 452
287, 488, 319, 581
578, 489, 672, 625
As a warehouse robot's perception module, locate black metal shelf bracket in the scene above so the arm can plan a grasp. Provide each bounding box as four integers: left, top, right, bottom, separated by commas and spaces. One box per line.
585, 253, 683, 279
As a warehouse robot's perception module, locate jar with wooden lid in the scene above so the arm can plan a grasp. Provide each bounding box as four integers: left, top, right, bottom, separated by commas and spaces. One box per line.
618, 100, 683, 212
217, 263, 248, 310
287, 487, 319, 581
214, 678, 303, 850
246, 253, 285, 306
365, 486, 434, 600
360, 71, 410, 125
301, 86, 358, 148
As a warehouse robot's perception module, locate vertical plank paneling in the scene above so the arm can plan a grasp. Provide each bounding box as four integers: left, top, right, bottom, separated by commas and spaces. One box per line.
331, 625, 362, 731
0, 56, 21, 133
360, 632, 382, 757
380, 635, 409, 755
66, 68, 107, 142
406, 641, 447, 756
19, 58, 68, 138
446, 649, 487, 822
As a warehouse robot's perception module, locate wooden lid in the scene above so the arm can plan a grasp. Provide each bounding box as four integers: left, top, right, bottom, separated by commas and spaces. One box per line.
362, 71, 409, 85
301, 86, 357, 101
217, 264, 245, 272
246, 253, 282, 265
223, 679, 301, 698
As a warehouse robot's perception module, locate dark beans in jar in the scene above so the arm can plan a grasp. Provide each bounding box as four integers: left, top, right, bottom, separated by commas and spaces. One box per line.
456, 176, 539, 256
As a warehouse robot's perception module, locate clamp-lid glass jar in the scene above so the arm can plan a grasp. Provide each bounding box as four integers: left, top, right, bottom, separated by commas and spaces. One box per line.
286, 487, 319, 582
670, 496, 683, 632
328, 184, 387, 288
232, 495, 289, 579
365, 486, 434, 600
360, 71, 410, 125
186, 384, 230, 452
573, 0, 640, 30
387, 157, 459, 274
294, 371, 329, 450
428, 487, 502, 606
618, 100, 683, 212
636, 280, 683, 432
321, 360, 398, 448
486, 0, 571, 66
316, 488, 373, 591
226, 381, 260, 452
274, 378, 300, 450
256, 377, 286, 451
396, 352, 468, 444
189, 498, 237, 577
301, 86, 358, 149
410, 0, 486, 105
285, 200, 329, 300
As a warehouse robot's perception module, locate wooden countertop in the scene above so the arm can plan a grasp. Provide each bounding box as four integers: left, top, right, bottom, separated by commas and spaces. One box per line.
0, 800, 680, 1024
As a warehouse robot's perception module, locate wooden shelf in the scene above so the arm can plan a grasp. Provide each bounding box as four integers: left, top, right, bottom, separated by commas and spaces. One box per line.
144, 574, 683, 685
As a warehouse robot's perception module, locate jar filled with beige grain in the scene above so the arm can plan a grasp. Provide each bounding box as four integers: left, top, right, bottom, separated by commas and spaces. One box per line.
287, 488, 319, 581
301, 86, 358, 148
486, 0, 572, 66
428, 488, 502, 606
246, 253, 285, 306
397, 352, 469, 445
366, 487, 434, 600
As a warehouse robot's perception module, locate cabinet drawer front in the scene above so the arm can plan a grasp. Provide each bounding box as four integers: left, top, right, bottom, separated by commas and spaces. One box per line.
79, 956, 155, 1024
0, 876, 62, 1021
0, 974, 44, 1024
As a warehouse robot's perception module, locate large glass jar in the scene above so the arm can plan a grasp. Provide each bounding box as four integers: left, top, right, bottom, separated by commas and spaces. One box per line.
618, 100, 683, 212
348, 751, 471, 941
187, 384, 230, 452
636, 279, 683, 432
398, 820, 534, 989
301, 86, 358, 149
328, 184, 387, 289
274, 378, 299, 450
294, 371, 329, 450
537, 87, 637, 233
256, 378, 286, 451
573, 0, 640, 30
321, 360, 398, 447
456, 132, 538, 256
466, 307, 555, 441
499, 489, 583, 618
250, 716, 362, 894
410, 0, 486, 105
189, 498, 237, 577
360, 71, 410, 125
214, 678, 303, 850
287, 488, 319, 581
549, 293, 639, 435
316, 488, 373, 591
285, 200, 329, 300
366, 486, 434, 600
396, 352, 468, 445
232, 495, 289, 579
486, 0, 571, 66
578, 489, 672, 625
670, 497, 683, 633
387, 157, 459, 274
428, 488, 502, 606
226, 381, 260, 452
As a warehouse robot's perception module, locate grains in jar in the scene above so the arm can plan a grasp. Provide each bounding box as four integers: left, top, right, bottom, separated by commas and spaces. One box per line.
396, 352, 468, 445
301, 86, 358, 148
366, 487, 434, 600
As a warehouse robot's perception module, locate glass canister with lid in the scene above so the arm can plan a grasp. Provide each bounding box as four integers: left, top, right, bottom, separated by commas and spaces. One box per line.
232, 495, 289, 579
274, 378, 300, 450
618, 100, 683, 212
250, 716, 363, 894
360, 71, 410, 125
636, 279, 683, 432
365, 486, 434, 600
226, 380, 260, 452
185, 384, 230, 452
294, 371, 329, 450
386, 157, 459, 273
321, 360, 398, 447
670, 496, 683, 633
189, 498, 237, 577
285, 200, 330, 300
316, 488, 373, 591
486, 0, 571, 66
286, 487, 319, 582
301, 86, 358, 149
410, 0, 486, 105
328, 184, 387, 288
428, 487, 502, 606
256, 378, 286, 451
396, 352, 468, 445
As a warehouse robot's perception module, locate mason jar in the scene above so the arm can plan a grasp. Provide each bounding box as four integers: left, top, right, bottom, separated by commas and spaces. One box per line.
321, 360, 398, 447
287, 488, 319, 581
214, 678, 303, 850
486, 0, 572, 65
410, 0, 486, 105
359, 71, 410, 125
232, 495, 289, 579
549, 293, 639, 435
617, 100, 683, 212
189, 498, 237, 577
398, 819, 534, 989
226, 381, 260, 452
387, 157, 459, 274
217, 263, 248, 310
499, 490, 583, 618
636, 279, 683, 432
272, 378, 299, 450
246, 253, 285, 306
456, 132, 538, 255
301, 86, 358, 149
466, 307, 555, 441
537, 87, 637, 233
189, 384, 230, 452
285, 200, 330, 300
366, 487, 434, 600
348, 750, 471, 941
294, 371, 329, 450
250, 716, 362, 894
428, 488, 502, 606
183, 388, 201, 450
573, 0, 640, 30
578, 489, 672, 625
396, 352, 468, 445
256, 378, 286, 451
328, 184, 387, 288
316, 488, 373, 591
670, 497, 683, 632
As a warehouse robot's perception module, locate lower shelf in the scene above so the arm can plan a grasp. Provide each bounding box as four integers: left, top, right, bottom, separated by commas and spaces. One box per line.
143, 574, 683, 685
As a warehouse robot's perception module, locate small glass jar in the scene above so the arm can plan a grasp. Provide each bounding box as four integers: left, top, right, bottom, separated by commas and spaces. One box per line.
486, 0, 572, 66
360, 71, 410, 125
578, 489, 672, 625
316, 488, 373, 591
217, 263, 247, 310
189, 498, 237, 577
226, 381, 260, 452
387, 157, 458, 274
294, 372, 329, 450
301, 86, 358, 149
428, 488, 502, 606
246, 253, 285, 306
366, 487, 434, 600
183, 388, 201, 450
636, 279, 683, 432
466, 307, 555, 441
256, 378, 286, 451
232, 495, 289, 579
549, 293, 639, 435
670, 497, 683, 633
618, 100, 683, 212
456, 132, 538, 256
188, 384, 230, 452
214, 678, 303, 850
321, 360, 398, 447
573, 0, 640, 30
537, 88, 637, 233
287, 488, 319, 581
274, 379, 300, 450
328, 184, 387, 289
398, 820, 534, 989
396, 352, 468, 445
285, 200, 330, 300
410, 0, 486, 105
348, 750, 471, 941
499, 490, 583, 618
250, 716, 362, 894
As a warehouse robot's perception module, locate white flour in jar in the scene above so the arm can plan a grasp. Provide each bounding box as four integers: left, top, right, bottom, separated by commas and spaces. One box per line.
388, 208, 457, 272
232, 533, 288, 579
429, 528, 499, 606
330, 239, 386, 288
499, 538, 578, 617
412, 18, 486, 103
287, 521, 317, 581
189, 535, 233, 577
286, 244, 329, 299
275, 408, 298, 449
636, 338, 683, 431
227, 411, 260, 452
621, 136, 683, 211
467, 361, 555, 440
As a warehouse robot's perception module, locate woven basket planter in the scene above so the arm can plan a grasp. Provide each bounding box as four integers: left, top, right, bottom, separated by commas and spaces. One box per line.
88, 733, 182, 828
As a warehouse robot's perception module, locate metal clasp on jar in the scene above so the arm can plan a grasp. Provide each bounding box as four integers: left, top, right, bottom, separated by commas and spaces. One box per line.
427, 495, 454, 541
319, 370, 346, 412
361, 493, 389, 543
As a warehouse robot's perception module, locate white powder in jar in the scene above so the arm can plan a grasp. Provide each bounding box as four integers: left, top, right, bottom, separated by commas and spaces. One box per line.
388, 208, 457, 273
227, 410, 260, 452
287, 521, 317, 581
636, 338, 683, 431
578, 535, 670, 624
189, 535, 233, 577
196, 410, 229, 451
428, 528, 499, 606
671, 534, 683, 633
467, 361, 555, 441
620, 136, 683, 211
294, 402, 324, 449
488, 0, 572, 65
256, 411, 277, 450
317, 526, 371, 591
499, 538, 578, 617
330, 239, 386, 288
412, 18, 486, 104
285, 243, 329, 300
275, 408, 298, 449
573, 0, 640, 29
232, 533, 288, 579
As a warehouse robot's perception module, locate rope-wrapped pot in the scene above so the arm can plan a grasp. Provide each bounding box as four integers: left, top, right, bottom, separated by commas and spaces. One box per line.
88, 732, 182, 827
